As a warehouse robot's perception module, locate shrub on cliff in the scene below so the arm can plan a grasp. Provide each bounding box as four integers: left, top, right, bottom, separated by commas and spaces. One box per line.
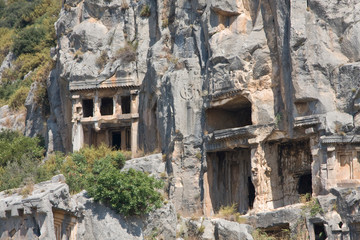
87, 158, 163, 216
0, 130, 45, 191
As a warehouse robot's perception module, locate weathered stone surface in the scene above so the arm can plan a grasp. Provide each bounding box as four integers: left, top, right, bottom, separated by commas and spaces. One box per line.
25, 81, 46, 138
3, 0, 360, 238
0, 105, 26, 132
122, 153, 165, 177
0, 52, 14, 79
212, 219, 253, 240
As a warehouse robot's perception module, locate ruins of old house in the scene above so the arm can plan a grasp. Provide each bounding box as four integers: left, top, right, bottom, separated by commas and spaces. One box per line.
204, 91, 260, 215
320, 136, 360, 189
0, 176, 79, 240
70, 77, 139, 155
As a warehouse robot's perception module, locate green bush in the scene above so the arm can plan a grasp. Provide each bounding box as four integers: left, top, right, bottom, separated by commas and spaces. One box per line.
12, 25, 46, 56
60, 144, 126, 193
87, 165, 163, 216
140, 5, 150, 17
0, 130, 45, 191
0, 130, 44, 167
0, 0, 60, 106
0, 141, 163, 217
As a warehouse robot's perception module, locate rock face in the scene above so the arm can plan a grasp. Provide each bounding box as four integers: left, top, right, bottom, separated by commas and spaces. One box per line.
0, 174, 177, 240
0, 105, 26, 132
2, 0, 360, 239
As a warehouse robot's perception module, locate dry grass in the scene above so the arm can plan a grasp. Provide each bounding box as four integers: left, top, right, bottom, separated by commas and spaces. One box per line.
115, 43, 136, 63
299, 193, 311, 203
18, 182, 34, 198
121, 0, 129, 9
96, 51, 108, 69
216, 204, 247, 224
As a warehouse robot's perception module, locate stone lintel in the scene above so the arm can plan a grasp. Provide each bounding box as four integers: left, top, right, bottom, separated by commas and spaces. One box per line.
320, 135, 360, 144
211, 124, 270, 142
69, 78, 139, 91
206, 138, 249, 152
294, 115, 322, 128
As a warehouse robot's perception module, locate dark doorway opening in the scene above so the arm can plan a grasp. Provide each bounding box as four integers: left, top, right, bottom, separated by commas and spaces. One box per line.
248, 176, 255, 209
83, 99, 94, 117
121, 96, 131, 114
298, 173, 312, 195
314, 223, 327, 240
206, 95, 252, 132
207, 148, 252, 214
112, 132, 121, 150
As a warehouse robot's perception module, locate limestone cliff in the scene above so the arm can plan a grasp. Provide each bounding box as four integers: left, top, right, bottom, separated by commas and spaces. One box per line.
2, 0, 360, 239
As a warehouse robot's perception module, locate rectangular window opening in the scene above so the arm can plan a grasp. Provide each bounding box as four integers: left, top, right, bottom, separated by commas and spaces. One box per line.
83, 99, 94, 117
100, 97, 114, 116
121, 96, 131, 114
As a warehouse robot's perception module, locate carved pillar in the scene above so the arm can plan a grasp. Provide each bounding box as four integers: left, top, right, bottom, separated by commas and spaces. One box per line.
94, 91, 100, 118
121, 129, 126, 151
130, 90, 139, 114
130, 90, 139, 156
251, 144, 273, 211
310, 136, 322, 195
131, 120, 138, 156
71, 94, 83, 151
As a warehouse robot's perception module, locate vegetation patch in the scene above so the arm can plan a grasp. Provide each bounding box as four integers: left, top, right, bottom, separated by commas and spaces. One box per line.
0, 0, 60, 109
140, 4, 151, 17
0, 137, 163, 217
216, 203, 247, 224
0, 130, 45, 191
115, 41, 137, 63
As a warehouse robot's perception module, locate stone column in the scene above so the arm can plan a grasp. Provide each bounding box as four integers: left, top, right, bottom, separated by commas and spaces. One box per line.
131, 120, 138, 156
130, 90, 139, 156
121, 129, 126, 150
72, 122, 83, 151
113, 95, 119, 115
130, 90, 139, 114
71, 94, 84, 151
94, 91, 100, 118
251, 144, 273, 211
310, 135, 323, 195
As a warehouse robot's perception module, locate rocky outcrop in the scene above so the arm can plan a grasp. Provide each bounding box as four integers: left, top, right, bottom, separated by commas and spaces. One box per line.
43, 0, 360, 219
3, 0, 360, 238
0, 174, 177, 240
0, 105, 26, 132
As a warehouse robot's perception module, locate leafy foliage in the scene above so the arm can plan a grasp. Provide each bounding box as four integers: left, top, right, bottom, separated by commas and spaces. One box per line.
87, 165, 163, 216
140, 4, 150, 17
0, 130, 45, 191
0, 0, 60, 108
12, 25, 46, 56
0, 137, 163, 217
0, 130, 44, 167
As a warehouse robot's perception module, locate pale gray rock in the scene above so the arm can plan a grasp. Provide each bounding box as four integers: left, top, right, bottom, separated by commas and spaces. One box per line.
122, 153, 165, 177
211, 0, 240, 16
25, 81, 46, 138
212, 219, 253, 240
74, 191, 143, 240
0, 52, 14, 79
0, 105, 26, 132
